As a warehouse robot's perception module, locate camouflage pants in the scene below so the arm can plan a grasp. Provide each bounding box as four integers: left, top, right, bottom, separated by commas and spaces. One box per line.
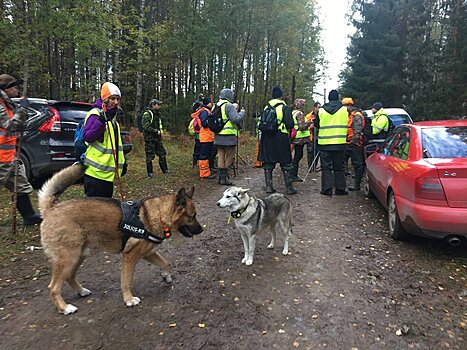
144, 138, 167, 162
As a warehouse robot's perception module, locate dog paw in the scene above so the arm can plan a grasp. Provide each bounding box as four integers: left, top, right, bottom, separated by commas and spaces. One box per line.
161, 272, 172, 284
62, 304, 78, 315
267, 243, 274, 249
79, 288, 92, 297
245, 259, 253, 266
125, 297, 141, 307
241, 257, 247, 264
282, 249, 289, 256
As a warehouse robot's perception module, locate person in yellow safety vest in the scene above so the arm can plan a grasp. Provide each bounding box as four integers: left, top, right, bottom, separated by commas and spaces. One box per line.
342, 97, 365, 191
143, 99, 170, 177
258, 86, 297, 195
82, 82, 126, 198
290, 98, 312, 182
212, 88, 245, 185
313, 89, 349, 196
0, 74, 42, 226
371, 102, 389, 139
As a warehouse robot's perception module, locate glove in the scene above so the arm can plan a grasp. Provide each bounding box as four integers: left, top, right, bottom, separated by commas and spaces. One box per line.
19, 98, 30, 109
121, 162, 128, 177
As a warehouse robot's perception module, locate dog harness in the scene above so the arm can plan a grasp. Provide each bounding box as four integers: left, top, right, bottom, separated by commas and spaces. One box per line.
119, 200, 171, 251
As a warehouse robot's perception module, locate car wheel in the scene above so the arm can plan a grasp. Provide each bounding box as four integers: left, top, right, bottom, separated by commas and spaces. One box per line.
363, 169, 375, 198
387, 191, 410, 241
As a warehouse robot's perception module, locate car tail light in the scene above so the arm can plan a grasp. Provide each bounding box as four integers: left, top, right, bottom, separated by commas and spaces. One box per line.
415, 177, 446, 201
38, 107, 61, 132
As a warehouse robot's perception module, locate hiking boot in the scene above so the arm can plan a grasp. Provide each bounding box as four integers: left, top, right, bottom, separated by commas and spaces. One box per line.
17, 194, 42, 226
264, 169, 276, 193
219, 169, 233, 185
335, 189, 349, 195
320, 189, 332, 197
282, 169, 297, 195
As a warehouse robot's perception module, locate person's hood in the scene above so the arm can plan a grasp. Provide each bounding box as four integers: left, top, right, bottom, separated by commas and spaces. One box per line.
322, 100, 343, 114
92, 98, 103, 109
219, 88, 234, 102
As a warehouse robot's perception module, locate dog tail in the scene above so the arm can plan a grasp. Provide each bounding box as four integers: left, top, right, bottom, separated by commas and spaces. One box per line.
38, 162, 85, 213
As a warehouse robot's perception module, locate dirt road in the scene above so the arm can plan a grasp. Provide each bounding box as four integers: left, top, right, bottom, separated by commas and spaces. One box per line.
0, 166, 465, 349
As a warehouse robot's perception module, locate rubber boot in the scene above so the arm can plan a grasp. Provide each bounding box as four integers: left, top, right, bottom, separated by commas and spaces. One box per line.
219, 169, 233, 185
290, 163, 303, 182
282, 170, 297, 195
146, 161, 154, 178
16, 194, 42, 226
159, 158, 171, 174
264, 169, 276, 193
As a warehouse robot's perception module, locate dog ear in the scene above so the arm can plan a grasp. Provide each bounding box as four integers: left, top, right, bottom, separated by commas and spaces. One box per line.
186, 186, 195, 199
239, 188, 250, 195
176, 188, 187, 207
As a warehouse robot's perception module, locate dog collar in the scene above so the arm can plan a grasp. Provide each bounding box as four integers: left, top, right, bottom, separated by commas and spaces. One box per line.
228, 199, 251, 223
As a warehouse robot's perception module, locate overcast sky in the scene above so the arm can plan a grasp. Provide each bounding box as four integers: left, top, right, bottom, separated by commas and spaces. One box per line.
314, 0, 353, 103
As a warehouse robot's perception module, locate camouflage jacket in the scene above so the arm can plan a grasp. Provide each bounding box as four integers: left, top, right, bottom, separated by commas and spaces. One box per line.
0, 90, 28, 132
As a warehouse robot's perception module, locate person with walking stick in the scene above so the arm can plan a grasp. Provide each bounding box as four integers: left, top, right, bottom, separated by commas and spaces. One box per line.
0, 74, 42, 226
82, 82, 127, 198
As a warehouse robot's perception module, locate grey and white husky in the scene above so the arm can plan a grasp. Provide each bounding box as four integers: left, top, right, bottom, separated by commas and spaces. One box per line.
217, 187, 293, 265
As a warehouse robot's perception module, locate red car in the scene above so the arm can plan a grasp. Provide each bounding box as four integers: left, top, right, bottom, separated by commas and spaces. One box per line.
363, 120, 467, 246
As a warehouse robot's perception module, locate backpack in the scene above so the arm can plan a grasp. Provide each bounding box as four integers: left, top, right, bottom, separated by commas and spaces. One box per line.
362, 115, 373, 145
74, 119, 87, 161
188, 118, 195, 135
258, 102, 284, 134
387, 117, 396, 134
136, 113, 143, 132
208, 102, 228, 133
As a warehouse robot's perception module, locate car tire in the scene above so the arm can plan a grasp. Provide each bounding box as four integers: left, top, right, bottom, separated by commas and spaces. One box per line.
363, 169, 375, 198
387, 191, 410, 241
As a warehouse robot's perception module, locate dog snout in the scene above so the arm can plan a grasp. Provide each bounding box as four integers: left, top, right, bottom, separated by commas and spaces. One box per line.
217, 201, 221, 207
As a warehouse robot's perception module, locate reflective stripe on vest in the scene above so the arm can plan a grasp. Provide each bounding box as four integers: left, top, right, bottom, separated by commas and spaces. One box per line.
318, 106, 348, 145
0, 99, 17, 163
145, 110, 163, 132
217, 100, 239, 136
267, 98, 288, 134
292, 110, 311, 139
83, 109, 124, 182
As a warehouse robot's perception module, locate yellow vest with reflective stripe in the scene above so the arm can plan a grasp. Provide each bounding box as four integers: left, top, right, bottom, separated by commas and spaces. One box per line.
318, 106, 348, 145
83, 108, 124, 182
217, 99, 239, 136
293, 110, 310, 139
145, 110, 164, 132
267, 99, 288, 134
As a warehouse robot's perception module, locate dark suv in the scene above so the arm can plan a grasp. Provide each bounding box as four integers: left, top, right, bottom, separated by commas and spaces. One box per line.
13, 98, 132, 181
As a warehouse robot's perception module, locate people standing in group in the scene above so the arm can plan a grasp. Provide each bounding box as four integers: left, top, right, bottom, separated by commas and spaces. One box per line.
371, 102, 389, 139
212, 88, 245, 185
290, 98, 312, 182
258, 86, 297, 195
314, 89, 349, 196
0, 74, 42, 225
142, 99, 170, 177
305, 102, 320, 171
82, 82, 126, 198
190, 99, 201, 168
195, 96, 216, 180
342, 97, 365, 191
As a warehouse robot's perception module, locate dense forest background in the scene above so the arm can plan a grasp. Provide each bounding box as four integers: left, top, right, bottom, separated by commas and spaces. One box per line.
340, 0, 467, 120
1, 0, 466, 133
0, 0, 323, 133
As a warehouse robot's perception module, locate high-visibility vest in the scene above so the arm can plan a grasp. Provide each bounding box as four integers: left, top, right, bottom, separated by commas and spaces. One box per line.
292, 110, 311, 139
0, 99, 17, 163
194, 107, 214, 143
83, 108, 124, 182
144, 110, 163, 132
266, 98, 288, 134
317, 106, 348, 145
217, 99, 239, 136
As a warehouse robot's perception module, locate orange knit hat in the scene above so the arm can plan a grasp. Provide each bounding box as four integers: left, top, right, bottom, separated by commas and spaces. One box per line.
100, 82, 121, 101
342, 97, 354, 106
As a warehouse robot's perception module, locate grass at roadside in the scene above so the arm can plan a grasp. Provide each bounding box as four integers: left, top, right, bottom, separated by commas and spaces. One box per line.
0, 131, 256, 258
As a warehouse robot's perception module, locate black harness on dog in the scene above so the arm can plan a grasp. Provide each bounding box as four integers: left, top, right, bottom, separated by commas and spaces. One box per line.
119, 200, 171, 251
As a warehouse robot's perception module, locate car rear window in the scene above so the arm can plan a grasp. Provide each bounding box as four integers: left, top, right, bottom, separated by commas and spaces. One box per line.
389, 114, 411, 126
56, 108, 90, 122
422, 126, 467, 158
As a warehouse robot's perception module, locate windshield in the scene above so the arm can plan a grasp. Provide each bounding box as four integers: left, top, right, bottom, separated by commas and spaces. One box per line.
389, 114, 411, 126
422, 126, 467, 158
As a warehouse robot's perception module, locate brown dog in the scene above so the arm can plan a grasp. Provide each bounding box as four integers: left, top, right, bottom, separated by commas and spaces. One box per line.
38, 164, 203, 315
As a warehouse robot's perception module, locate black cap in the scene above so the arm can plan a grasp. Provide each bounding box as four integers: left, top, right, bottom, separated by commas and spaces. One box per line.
328, 89, 339, 101
372, 102, 383, 110
149, 99, 162, 106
